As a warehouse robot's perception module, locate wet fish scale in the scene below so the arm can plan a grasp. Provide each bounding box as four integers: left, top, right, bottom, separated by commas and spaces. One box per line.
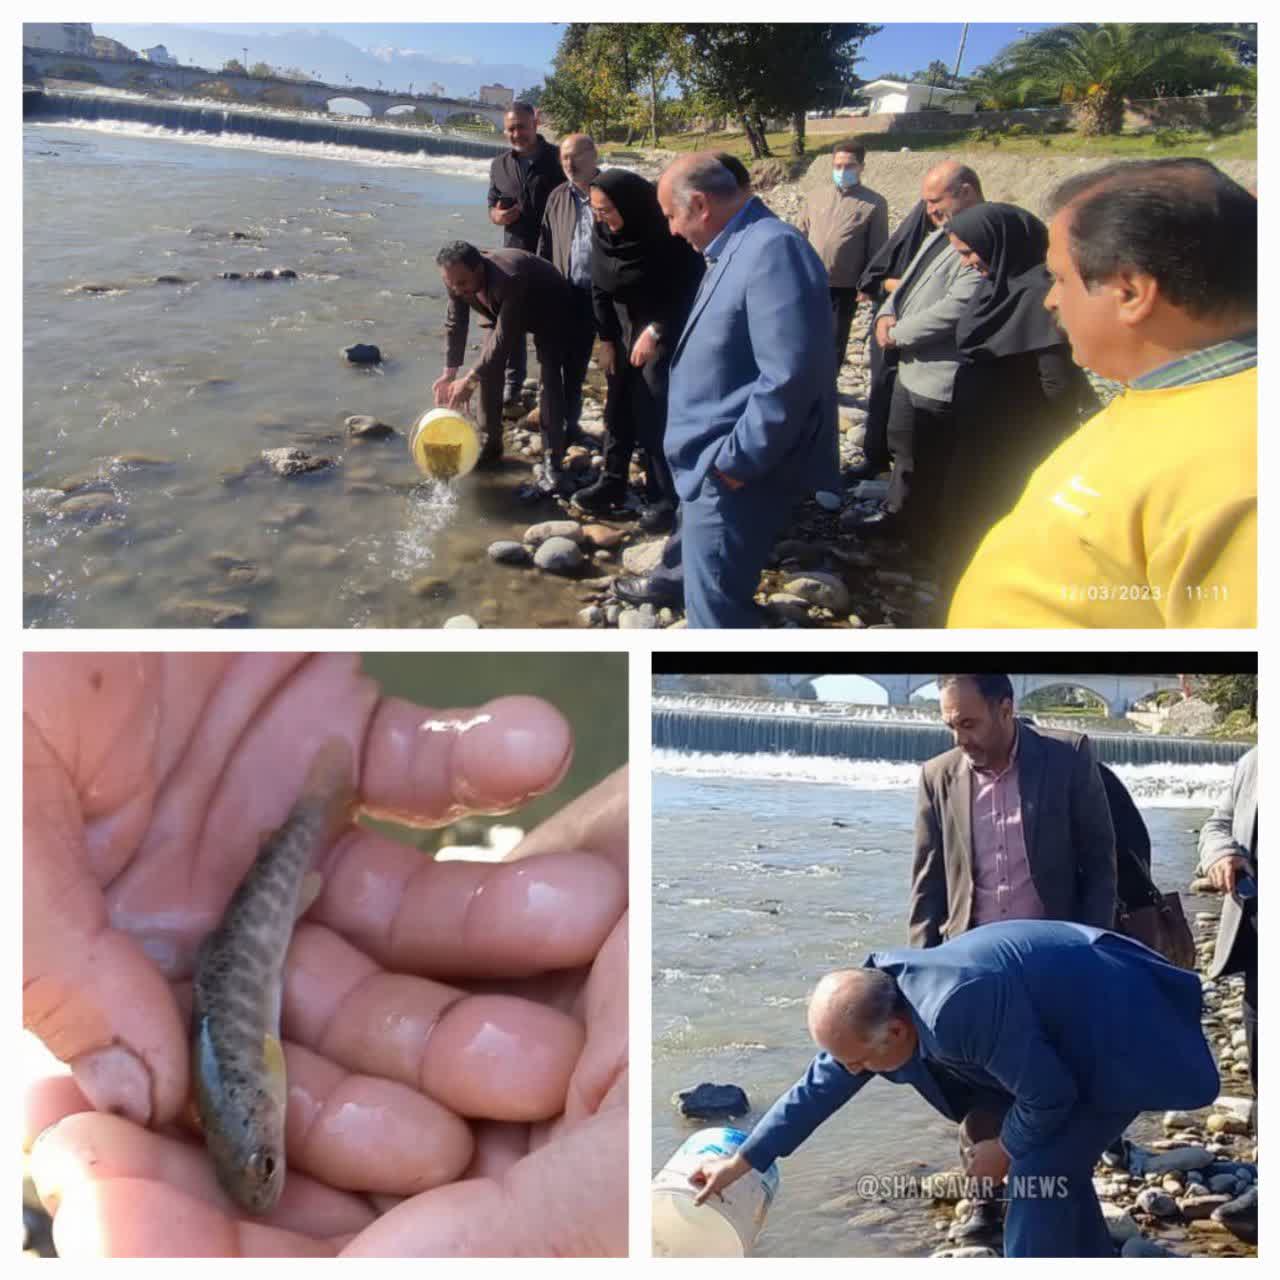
191, 740, 354, 1215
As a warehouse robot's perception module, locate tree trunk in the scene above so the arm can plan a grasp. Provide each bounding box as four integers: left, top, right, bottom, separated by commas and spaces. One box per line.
752, 113, 773, 157
740, 112, 764, 158
791, 110, 806, 157
1074, 88, 1124, 136
649, 71, 661, 147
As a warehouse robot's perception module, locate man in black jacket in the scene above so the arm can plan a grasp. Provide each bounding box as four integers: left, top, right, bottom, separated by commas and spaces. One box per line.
487, 103, 566, 408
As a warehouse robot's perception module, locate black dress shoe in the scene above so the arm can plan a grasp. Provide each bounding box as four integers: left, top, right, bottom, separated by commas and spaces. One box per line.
949, 1198, 1004, 1243
638, 501, 675, 534
572, 475, 628, 514
613, 575, 682, 609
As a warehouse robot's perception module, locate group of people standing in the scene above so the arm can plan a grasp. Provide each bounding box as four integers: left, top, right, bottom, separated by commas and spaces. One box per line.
689, 675, 1260, 1256
431, 102, 1256, 628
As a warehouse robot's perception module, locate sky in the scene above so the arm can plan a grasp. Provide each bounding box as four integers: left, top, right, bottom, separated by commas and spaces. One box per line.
811, 676, 942, 704
93, 21, 1053, 90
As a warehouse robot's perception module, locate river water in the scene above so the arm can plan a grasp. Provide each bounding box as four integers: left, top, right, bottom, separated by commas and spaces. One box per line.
650, 749, 1234, 1257
23, 119, 596, 628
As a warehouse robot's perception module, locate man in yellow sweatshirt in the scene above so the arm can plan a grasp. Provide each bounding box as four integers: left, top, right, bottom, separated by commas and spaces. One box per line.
948, 159, 1256, 628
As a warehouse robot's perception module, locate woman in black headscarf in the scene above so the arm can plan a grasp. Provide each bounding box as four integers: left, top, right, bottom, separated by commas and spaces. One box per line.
850, 199, 934, 480
572, 168, 705, 529
937, 201, 1100, 596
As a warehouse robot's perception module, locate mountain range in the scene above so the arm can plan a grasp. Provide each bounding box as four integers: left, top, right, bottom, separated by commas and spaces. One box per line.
92, 23, 548, 97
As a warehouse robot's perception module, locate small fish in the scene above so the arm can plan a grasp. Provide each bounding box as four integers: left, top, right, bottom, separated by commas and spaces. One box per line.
191, 738, 355, 1214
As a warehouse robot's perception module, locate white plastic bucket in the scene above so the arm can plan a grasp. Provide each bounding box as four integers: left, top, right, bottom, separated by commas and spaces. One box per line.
651, 1126, 780, 1257
409, 408, 481, 481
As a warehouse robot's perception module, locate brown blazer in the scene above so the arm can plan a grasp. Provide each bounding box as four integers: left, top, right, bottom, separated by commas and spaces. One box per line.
908, 723, 1117, 947
443, 249, 573, 380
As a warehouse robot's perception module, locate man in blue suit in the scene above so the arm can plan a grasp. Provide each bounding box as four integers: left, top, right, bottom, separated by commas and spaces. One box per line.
690, 921, 1218, 1256
612, 153, 839, 628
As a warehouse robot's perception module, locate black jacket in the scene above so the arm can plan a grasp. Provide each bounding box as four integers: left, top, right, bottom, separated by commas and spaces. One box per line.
487, 136, 566, 252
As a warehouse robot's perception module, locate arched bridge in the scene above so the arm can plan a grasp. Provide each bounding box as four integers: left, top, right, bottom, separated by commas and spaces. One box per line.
865, 674, 1182, 718
22, 46, 507, 126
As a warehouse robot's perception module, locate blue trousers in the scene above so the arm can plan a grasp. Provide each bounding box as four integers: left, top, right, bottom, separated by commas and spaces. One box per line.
1003, 1106, 1139, 1258
651, 474, 796, 628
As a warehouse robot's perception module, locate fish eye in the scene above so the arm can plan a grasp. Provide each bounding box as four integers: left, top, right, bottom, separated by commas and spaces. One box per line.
248, 1148, 278, 1181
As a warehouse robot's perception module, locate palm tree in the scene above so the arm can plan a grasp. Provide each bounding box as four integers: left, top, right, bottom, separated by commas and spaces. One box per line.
1002, 23, 1252, 135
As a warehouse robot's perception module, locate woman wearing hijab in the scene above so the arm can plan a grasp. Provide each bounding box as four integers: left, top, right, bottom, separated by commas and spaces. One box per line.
938, 201, 1099, 596
849, 199, 935, 481
572, 168, 705, 530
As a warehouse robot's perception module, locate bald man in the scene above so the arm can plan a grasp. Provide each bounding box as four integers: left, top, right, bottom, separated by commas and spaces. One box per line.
690, 921, 1218, 1257
860, 161, 983, 563
538, 133, 601, 442
613, 152, 838, 627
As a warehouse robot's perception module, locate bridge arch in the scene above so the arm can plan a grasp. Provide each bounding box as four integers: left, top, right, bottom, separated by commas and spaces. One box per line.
855, 673, 1182, 718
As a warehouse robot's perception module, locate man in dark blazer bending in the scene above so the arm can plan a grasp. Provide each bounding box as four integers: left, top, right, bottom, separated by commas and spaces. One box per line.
434, 242, 573, 490
689, 922, 1219, 1257
909, 673, 1117, 949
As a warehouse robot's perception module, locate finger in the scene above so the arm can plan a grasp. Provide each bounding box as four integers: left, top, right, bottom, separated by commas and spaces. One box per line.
283, 1040, 475, 1195
24, 715, 189, 1127
25, 1073, 96, 1150
360, 695, 572, 828
463, 1122, 531, 1181
562, 914, 627, 1125
316, 836, 623, 979
52, 1178, 342, 1257
284, 924, 585, 1122
29, 1110, 373, 1241
507, 766, 628, 874
341, 1106, 626, 1257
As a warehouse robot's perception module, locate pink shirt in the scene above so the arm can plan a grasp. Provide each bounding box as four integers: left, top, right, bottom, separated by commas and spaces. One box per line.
969, 731, 1047, 926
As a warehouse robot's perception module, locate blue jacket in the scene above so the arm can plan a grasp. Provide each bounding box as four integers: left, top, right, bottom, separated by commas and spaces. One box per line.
738, 920, 1218, 1170
665, 198, 839, 501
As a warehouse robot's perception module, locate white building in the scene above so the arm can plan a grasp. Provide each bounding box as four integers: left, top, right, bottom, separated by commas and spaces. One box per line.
479, 83, 514, 109
862, 78, 977, 116
426, 81, 447, 98
23, 23, 94, 54
141, 44, 177, 66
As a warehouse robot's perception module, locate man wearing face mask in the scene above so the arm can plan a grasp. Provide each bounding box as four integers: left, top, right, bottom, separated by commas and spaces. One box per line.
798, 143, 889, 369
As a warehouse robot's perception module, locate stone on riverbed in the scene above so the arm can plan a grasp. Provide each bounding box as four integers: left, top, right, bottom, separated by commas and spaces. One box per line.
488, 540, 532, 566
1122, 1236, 1178, 1257
159, 598, 251, 627
442, 614, 479, 628
932, 1246, 1000, 1258
674, 1083, 750, 1121
621, 538, 666, 575
55, 492, 126, 523
1140, 1147, 1216, 1175
1102, 1203, 1141, 1243
1178, 1193, 1231, 1221
261, 447, 336, 477
618, 604, 658, 629
782, 571, 851, 614
345, 414, 398, 440
1135, 1187, 1179, 1218
343, 343, 382, 365
524, 520, 585, 546
533, 537, 585, 575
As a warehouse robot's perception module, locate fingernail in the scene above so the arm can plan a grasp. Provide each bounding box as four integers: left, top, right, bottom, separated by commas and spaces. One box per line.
70, 1045, 153, 1128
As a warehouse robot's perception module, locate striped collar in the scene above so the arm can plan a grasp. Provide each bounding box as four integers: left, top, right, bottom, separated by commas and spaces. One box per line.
1130, 331, 1257, 390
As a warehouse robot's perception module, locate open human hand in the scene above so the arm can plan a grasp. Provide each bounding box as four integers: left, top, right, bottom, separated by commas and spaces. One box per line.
24, 655, 628, 1256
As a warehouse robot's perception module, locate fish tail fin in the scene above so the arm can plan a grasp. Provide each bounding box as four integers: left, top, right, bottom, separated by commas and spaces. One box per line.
301, 736, 357, 840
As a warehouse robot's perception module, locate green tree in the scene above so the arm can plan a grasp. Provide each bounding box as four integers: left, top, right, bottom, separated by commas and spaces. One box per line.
515, 82, 545, 107
999, 23, 1252, 135
1194, 674, 1257, 719
679, 23, 880, 158
221, 58, 246, 76
248, 61, 274, 79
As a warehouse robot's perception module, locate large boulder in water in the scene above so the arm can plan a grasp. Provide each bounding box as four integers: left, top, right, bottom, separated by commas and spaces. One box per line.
261, 447, 335, 477
343, 343, 382, 366
675, 1082, 750, 1121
